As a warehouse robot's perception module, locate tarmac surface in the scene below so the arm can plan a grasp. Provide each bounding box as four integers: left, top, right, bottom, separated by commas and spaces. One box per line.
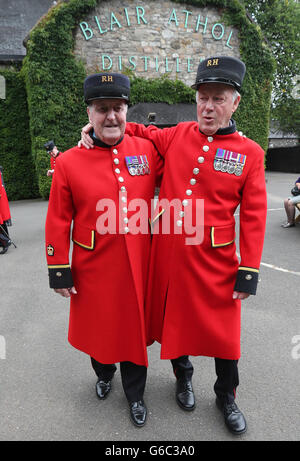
0, 171, 299, 442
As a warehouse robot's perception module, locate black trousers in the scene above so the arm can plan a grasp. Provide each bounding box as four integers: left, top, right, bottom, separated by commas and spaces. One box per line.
91, 357, 147, 404
171, 356, 239, 404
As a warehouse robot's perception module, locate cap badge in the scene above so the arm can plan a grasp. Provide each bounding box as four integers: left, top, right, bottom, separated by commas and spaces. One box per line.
207, 58, 219, 67
101, 75, 113, 83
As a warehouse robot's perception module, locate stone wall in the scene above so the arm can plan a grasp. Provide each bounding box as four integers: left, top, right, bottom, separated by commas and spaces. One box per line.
74, 0, 240, 86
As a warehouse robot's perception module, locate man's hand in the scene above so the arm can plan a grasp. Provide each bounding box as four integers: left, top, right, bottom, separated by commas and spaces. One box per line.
232, 291, 250, 300
54, 287, 77, 298
78, 123, 94, 149
47, 169, 54, 176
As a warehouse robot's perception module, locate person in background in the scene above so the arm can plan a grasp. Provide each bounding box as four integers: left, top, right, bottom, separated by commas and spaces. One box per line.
281, 177, 300, 228
0, 165, 12, 255
44, 140, 61, 176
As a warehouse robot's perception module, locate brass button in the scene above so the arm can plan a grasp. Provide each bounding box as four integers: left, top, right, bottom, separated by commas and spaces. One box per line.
245, 274, 252, 281
56, 272, 62, 277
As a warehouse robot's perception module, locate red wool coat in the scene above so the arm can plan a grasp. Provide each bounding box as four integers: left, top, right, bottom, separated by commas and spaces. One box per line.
45, 135, 163, 366
50, 153, 60, 171
126, 121, 267, 360
0, 171, 11, 225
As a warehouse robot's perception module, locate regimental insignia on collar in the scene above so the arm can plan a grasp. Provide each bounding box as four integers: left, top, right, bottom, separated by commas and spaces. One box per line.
213, 148, 246, 176
125, 155, 150, 176
47, 244, 54, 256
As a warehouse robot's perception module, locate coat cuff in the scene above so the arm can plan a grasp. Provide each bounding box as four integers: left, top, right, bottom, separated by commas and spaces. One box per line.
234, 267, 259, 295
48, 265, 74, 289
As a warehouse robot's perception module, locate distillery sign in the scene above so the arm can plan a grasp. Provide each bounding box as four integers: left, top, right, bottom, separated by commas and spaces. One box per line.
78, 5, 236, 75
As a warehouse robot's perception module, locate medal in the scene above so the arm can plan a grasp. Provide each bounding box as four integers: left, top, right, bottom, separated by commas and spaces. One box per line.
227, 152, 238, 174
227, 162, 235, 174
234, 154, 246, 176
143, 155, 150, 175
214, 149, 224, 171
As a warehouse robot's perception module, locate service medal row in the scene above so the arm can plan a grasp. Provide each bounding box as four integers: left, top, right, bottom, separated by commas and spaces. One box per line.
125, 155, 150, 176
214, 148, 246, 176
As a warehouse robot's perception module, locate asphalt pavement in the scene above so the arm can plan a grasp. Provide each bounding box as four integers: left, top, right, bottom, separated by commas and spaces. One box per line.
0, 171, 299, 442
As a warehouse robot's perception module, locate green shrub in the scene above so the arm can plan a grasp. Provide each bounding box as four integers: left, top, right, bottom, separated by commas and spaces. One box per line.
0, 68, 39, 200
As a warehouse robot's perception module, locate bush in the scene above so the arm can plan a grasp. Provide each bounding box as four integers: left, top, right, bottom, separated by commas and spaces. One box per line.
0, 68, 39, 200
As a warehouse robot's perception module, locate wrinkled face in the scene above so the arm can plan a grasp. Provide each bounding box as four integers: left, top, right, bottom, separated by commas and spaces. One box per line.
196, 83, 240, 135
87, 99, 127, 146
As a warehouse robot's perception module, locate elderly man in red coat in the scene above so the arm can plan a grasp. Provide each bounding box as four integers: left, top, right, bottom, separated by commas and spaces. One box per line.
80, 56, 267, 435
44, 140, 61, 177
0, 166, 12, 255
45, 73, 162, 427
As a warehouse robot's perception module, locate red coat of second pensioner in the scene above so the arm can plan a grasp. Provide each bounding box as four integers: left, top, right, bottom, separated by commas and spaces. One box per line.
125, 121, 267, 361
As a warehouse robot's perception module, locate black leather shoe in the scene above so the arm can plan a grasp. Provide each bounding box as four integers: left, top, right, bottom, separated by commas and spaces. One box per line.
0, 246, 8, 254
216, 397, 247, 435
95, 379, 111, 400
0, 239, 11, 254
175, 379, 195, 411
129, 400, 147, 427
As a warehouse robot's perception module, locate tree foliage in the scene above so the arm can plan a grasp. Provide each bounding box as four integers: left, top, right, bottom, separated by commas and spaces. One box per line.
241, 0, 300, 135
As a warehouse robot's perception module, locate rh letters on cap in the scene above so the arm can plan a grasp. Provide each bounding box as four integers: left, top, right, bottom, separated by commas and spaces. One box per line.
207, 59, 219, 67
101, 75, 113, 83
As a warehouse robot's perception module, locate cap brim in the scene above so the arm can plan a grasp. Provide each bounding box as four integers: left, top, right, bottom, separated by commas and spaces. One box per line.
191, 78, 241, 91
86, 95, 129, 103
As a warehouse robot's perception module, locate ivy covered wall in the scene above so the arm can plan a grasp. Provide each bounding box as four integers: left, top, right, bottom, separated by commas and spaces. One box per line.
1, 0, 275, 199
0, 67, 39, 200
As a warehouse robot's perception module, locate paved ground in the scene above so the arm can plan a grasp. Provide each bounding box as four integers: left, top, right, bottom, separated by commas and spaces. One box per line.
0, 171, 299, 442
